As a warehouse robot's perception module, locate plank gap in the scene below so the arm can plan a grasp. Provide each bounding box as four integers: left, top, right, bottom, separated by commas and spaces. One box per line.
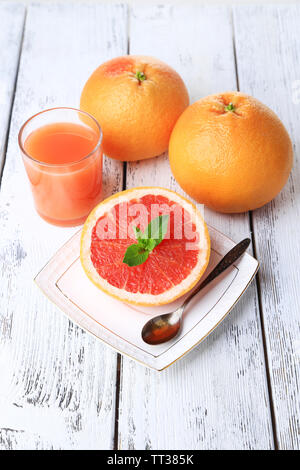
231, 9, 240, 92
0, 8, 27, 186
248, 210, 279, 450
113, 354, 122, 450
113, 161, 127, 450
127, 4, 130, 55
232, 9, 278, 448
123, 161, 128, 190
231, 8, 279, 449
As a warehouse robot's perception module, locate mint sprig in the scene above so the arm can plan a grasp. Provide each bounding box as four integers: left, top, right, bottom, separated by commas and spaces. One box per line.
123, 214, 169, 267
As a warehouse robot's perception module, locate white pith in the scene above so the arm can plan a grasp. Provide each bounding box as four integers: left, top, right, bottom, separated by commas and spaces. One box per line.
81, 187, 210, 305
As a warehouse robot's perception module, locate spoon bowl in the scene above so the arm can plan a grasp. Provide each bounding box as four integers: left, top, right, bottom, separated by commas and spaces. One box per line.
142, 309, 183, 345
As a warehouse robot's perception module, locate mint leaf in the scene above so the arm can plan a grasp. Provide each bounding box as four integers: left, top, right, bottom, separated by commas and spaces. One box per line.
123, 244, 149, 267
144, 214, 169, 247
123, 215, 170, 267
133, 226, 142, 240
139, 238, 156, 251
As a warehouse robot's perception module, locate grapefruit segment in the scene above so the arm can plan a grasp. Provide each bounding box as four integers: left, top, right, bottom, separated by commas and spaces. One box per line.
80, 187, 210, 306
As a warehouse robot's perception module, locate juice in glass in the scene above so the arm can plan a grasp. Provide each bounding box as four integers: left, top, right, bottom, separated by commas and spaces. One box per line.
19, 108, 103, 226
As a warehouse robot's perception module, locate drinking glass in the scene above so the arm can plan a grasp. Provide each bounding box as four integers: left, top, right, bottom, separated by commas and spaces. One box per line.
18, 107, 103, 227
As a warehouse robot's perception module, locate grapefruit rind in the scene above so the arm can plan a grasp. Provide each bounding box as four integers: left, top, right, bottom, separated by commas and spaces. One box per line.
80, 187, 210, 306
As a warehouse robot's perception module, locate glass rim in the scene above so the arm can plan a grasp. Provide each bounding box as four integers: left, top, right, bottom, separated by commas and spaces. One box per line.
18, 106, 102, 168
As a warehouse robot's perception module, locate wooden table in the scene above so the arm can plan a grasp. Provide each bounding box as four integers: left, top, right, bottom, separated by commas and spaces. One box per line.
0, 2, 299, 450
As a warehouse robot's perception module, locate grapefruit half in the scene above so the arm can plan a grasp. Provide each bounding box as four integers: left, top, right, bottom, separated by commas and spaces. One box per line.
80, 187, 210, 306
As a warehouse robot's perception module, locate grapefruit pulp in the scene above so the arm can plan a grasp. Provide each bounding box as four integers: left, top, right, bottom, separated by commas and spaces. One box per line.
80, 187, 210, 306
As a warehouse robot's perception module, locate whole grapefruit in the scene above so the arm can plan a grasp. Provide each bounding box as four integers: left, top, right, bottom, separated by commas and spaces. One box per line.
169, 92, 293, 213
80, 55, 189, 161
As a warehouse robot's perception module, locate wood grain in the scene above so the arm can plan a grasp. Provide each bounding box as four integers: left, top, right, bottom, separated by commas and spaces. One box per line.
2, 1, 299, 451
117, 4, 273, 450
0, 3, 25, 173
0, 2, 127, 450
234, 3, 300, 450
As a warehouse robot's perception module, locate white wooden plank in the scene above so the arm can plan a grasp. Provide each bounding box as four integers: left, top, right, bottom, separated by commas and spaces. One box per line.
0, 3, 25, 171
118, 4, 274, 450
0, 3, 127, 449
234, 4, 300, 450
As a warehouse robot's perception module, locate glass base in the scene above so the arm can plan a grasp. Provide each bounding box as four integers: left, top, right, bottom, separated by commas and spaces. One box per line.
37, 210, 88, 227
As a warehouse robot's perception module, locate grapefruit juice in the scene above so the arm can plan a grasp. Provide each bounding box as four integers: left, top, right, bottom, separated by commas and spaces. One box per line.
19, 108, 103, 227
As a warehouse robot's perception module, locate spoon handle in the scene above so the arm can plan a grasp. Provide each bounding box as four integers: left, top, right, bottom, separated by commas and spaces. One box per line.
181, 238, 251, 310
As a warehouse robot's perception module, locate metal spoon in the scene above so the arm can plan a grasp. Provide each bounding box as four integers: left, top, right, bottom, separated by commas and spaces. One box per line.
142, 238, 251, 345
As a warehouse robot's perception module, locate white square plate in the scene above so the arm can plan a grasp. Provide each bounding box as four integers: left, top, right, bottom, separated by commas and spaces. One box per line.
35, 226, 258, 371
